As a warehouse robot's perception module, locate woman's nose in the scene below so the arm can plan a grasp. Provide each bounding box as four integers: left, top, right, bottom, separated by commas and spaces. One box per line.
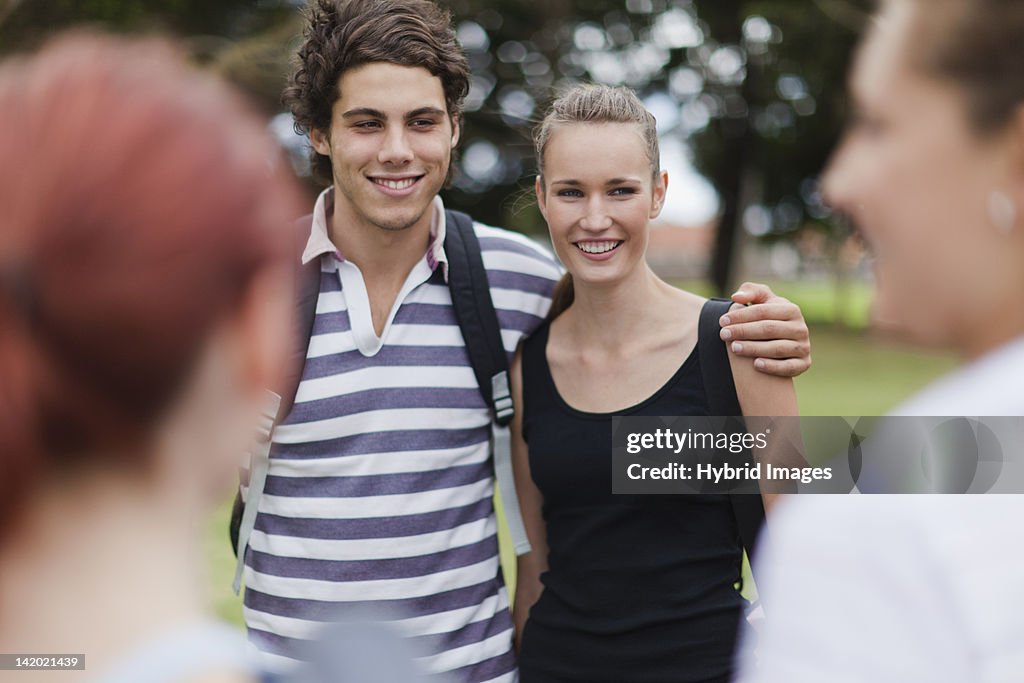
820, 140, 856, 214
579, 203, 613, 231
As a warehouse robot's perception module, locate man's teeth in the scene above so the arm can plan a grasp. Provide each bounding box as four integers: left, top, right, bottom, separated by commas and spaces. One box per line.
375, 177, 416, 190
576, 241, 621, 254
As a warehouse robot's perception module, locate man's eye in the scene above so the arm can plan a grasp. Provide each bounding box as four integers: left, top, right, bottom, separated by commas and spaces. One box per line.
411, 119, 437, 128
355, 120, 381, 129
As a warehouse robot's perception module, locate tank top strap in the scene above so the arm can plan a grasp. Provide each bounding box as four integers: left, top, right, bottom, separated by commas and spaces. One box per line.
696, 298, 743, 416
98, 619, 255, 683
520, 320, 558, 438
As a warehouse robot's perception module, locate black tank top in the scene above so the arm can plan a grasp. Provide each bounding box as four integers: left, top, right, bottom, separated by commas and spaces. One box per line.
518, 305, 744, 683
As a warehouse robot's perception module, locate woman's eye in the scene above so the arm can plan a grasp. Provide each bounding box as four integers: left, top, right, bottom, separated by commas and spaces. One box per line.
557, 189, 583, 198
610, 187, 638, 196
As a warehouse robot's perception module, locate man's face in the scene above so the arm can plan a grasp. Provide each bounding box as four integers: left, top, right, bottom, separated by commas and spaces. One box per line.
311, 62, 460, 234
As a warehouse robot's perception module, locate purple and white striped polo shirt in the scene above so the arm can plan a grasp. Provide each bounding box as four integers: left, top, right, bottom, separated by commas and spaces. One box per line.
242, 189, 560, 682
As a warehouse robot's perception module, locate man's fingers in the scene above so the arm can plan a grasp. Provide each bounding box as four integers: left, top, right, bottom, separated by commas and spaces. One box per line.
722, 284, 813, 378
719, 302, 800, 327
726, 339, 810, 360
750, 356, 812, 378
730, 282, 776, 305
720, 319, 808, 343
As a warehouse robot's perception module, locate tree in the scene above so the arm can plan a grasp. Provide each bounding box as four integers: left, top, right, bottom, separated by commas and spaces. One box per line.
0, 0, 296, 59
445, 0, 869, 291
2, 0, 870, 292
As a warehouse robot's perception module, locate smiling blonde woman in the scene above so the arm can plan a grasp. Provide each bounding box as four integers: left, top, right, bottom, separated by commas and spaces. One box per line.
509, 84, 798, 683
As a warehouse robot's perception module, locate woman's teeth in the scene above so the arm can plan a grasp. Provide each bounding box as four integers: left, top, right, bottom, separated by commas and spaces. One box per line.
576, 241, 621, 254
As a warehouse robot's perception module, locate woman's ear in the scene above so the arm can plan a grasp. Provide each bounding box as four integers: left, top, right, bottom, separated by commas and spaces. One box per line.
650, 170, 669, 219
535, 175, 548, 220
310, 127, 331, 157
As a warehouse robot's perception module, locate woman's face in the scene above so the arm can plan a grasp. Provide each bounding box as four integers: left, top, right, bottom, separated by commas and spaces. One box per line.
823, 1, 1020, 350
536, 122, 666, 290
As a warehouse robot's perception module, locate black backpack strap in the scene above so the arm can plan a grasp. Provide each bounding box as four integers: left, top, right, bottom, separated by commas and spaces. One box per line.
230, 214, 320, 558
698, 298, 766, 566
443, 210, 530, 554
279, 214, 322, 419
443, 209, 513, 425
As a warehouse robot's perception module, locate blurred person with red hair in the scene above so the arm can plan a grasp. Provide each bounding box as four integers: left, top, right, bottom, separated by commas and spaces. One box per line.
0, 33, 303, 682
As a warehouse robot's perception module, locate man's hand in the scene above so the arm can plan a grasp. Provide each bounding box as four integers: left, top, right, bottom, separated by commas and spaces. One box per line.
719, 282, 811, 378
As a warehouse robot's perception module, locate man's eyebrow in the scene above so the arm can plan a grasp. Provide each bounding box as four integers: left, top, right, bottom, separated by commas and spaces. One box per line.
340, 107, 446, 121
341, 107, 387, 119
405, 107, 446, 120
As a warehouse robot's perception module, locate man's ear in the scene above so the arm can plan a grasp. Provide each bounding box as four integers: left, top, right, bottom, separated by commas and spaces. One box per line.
310, 127, 331, 157
535, 175, 548, 220
451, 116, 461, 148
650, 170, 669, 219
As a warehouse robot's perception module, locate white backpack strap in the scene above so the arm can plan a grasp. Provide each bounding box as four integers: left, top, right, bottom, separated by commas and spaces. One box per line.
233, 390, 281, 595
493, 423, 531, 555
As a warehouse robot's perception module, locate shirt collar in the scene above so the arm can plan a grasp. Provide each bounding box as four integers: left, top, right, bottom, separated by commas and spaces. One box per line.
301, 188, 450, 282
300, 187, 338, 264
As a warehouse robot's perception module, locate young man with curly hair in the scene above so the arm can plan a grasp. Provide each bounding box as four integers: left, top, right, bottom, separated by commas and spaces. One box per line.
238, 1, 812, 680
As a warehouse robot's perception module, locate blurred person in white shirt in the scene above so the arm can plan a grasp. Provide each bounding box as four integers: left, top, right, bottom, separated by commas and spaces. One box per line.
736, 1, 1024, 681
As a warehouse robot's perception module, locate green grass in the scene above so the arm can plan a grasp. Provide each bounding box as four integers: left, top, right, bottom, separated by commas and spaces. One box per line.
754, 278, 874, 330
673, 277, 874, 329
205, 291, 959, 626
205, 497, 244, 626
675, 277, 959, 412
794, 326, 956, 415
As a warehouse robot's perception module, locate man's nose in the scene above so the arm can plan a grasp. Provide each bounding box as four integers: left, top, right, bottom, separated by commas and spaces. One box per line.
378, 127, 414, 165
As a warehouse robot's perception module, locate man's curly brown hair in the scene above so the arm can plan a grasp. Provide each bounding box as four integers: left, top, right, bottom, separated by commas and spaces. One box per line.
284, 0, 470, 183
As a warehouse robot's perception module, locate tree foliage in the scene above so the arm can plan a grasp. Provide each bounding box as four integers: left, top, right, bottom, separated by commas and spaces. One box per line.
444, 0, 870, 289
0, 0, 295, 53
1, 0, 871, 289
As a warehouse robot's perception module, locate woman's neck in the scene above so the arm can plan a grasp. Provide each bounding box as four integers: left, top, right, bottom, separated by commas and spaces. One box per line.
958, 317, 1024, 362
0, 471, 209, 677
957, 279, 1024, 362
560, 264, 676, 350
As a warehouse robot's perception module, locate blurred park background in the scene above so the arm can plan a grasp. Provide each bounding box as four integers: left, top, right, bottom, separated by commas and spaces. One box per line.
2, 0, 958, 624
